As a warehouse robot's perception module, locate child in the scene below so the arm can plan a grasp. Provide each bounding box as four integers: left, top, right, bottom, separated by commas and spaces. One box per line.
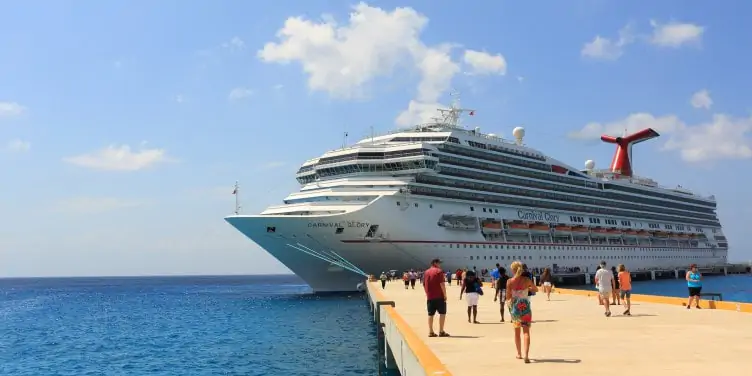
617, 264, 632, 315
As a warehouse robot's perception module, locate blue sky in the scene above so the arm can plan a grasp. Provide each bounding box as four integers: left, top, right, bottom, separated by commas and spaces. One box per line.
1, 0, 750, 277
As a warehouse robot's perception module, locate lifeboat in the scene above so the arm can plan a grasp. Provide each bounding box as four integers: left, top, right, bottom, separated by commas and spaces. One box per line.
653, 231, 668, 238
529, 224, 551, 233
572, 226, 589, 235
506, 223, 530, 233
481, 220, 503, 234
605, 228, 623, 238
591, 228, 607, 237
624, 230, 639, 237
635, 230, 650, 237
553, 225, 572, 236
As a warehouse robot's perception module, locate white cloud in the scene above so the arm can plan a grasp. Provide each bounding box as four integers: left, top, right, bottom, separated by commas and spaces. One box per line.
690, 89, 712, 110
463, 50, 507, 75
174, 94, 185, 103
0, 102, 26, 118
569, 112, 752, 163
53, 197, 143, 214
581, 24, 635, 60
221, 36, 245, 50
228, 87, 253, 101
64, 144, 173, 171
4, 138, 30, 152
649, 20, 704, 48
257, 3, 493, 127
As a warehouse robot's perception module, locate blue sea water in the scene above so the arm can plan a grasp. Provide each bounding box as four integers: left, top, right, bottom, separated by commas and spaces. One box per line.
0, 275, 392, 376
576, 274, 752, 303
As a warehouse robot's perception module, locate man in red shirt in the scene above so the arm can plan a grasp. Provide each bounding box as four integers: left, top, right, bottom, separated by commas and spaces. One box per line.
423, 258, 450, 337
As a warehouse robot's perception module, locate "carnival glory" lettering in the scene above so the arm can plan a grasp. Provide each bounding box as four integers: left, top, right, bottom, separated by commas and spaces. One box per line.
517, 210, 559, 223
308, 221, 371, 228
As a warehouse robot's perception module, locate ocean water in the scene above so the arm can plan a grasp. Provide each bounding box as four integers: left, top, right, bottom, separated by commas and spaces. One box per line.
0, 275, 392, 376
577, 274, 752, 303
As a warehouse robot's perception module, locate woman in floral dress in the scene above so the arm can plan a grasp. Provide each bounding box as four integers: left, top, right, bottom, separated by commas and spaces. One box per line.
506, 261, 538, 363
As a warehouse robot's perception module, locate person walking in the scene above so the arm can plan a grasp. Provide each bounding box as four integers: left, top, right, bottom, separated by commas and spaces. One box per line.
424, 258, 450, 337
379, 272, 388, 289
617, 264, 632, 315
539, 268, 553, 301
459, 270, 483, 323
494, 266, 509, 322
594, 261, 614, 317
611, 266, 621, 306
490, 263, 500, 286
506, 261, 537, 363
409, 269, 417, 289
686, 264, 703, 309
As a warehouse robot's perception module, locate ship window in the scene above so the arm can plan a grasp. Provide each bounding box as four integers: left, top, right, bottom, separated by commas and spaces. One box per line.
470, 206, 474, 211
396, 201, 400, 206
335, 227, 344, 234
429, 204, 433, 208
483, 208, 487, 212
266, 226, 276, 233
494, 209, 498, 213
414, 203, 418, 207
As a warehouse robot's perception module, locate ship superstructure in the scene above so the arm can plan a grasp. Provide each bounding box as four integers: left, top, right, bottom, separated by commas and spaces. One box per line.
225, 94, 728, 292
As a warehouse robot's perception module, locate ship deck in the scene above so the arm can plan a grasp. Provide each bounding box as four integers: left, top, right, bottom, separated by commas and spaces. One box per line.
367, 281, 750, 375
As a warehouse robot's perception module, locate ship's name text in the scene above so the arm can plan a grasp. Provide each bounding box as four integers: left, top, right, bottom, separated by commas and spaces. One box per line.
308, 221, 371, 228
517, 210, 559, 222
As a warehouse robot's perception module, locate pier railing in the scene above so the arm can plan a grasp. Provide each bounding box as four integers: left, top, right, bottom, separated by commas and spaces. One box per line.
366, 282, 453, 376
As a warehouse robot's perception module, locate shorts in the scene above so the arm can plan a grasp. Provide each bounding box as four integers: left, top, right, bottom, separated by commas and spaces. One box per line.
497, 290, 506, 302
465, 292, 479, 306
688, 286, 702, 297
543, 282, 552, 287
620, 290, 631, 299
427, 298, 447, 316
598, 289, 612, 299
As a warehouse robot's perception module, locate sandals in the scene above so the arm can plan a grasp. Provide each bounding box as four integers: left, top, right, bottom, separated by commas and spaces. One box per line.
429, 331, 451, 337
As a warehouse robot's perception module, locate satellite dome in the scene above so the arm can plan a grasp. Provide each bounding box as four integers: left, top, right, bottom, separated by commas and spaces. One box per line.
512, 127, 525, 139
585, 160, 595, 170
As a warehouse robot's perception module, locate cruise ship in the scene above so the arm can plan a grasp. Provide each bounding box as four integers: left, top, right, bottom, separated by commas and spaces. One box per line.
225, 96, 729, 292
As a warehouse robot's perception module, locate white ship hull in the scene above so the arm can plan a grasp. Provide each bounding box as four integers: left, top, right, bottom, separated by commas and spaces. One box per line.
226, 195, 728, 292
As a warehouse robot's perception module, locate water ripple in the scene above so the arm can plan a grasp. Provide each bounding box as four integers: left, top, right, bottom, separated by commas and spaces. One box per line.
0, 276, 389, 376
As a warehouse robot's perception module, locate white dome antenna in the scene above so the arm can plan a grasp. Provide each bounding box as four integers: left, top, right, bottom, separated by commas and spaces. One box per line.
512, 126, 525, 146
585, 160, 595, 171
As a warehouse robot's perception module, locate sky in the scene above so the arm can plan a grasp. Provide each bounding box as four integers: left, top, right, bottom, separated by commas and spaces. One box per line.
1, 0, 751, 278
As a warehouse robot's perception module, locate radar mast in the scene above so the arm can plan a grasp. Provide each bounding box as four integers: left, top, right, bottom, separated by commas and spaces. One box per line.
433, 90, 475, 128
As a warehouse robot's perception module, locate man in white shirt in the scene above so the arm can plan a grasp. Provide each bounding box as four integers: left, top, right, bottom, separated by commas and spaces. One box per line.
594, 261, 614, 317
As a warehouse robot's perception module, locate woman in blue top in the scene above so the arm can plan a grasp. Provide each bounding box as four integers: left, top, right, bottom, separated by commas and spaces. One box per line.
685, 264, 703, 309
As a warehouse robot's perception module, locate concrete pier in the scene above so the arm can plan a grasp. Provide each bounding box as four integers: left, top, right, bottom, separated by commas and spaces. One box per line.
366, 280, 751, 375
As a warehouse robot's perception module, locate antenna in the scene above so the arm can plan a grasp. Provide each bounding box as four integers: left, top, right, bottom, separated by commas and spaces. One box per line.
342, 131, 349, 149
370, 125, 374, 143
232, 181, 241, 215
434, 90, 475, 128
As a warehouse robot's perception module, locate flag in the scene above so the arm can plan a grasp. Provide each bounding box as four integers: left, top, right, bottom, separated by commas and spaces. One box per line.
232, 187, 237, 195
469, 111, 475, 116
